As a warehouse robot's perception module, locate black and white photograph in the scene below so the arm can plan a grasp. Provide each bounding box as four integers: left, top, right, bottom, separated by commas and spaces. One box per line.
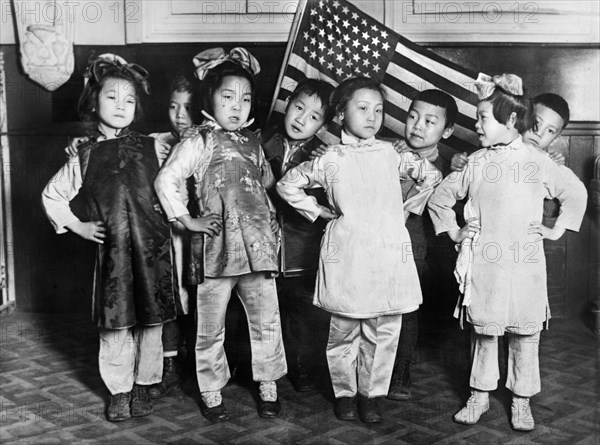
0, 1, 598, 443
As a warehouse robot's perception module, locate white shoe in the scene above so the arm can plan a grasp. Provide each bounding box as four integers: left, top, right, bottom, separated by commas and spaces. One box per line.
511, 396, 535, 431
454, 391, 490, 425
201, 390, 222, 408
259, 381, 278, 402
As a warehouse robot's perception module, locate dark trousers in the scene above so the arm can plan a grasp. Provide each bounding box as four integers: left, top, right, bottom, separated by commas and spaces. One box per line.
278, 274, 330, 377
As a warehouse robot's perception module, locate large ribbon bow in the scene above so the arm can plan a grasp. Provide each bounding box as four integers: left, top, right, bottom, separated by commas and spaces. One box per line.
193, 47, 261, 81
475, 72, 523, 100
84, 53, 150, 95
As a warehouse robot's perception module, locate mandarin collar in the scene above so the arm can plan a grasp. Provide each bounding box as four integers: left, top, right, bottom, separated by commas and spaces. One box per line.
200, 110, 254, 131
488, 135, 522, 150
341, 130, 376, 146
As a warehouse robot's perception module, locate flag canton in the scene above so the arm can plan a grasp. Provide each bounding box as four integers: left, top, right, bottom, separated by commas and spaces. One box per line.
293, 0, 398, 82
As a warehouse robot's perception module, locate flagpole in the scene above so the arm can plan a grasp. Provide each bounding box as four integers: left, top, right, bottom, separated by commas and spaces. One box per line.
267, 0, 309, 123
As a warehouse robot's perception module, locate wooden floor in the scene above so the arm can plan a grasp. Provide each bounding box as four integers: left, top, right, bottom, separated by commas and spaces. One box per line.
1, 310, 598, 444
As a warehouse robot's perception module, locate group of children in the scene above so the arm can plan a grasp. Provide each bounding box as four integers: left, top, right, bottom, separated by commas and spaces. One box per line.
41, 48, 587, 432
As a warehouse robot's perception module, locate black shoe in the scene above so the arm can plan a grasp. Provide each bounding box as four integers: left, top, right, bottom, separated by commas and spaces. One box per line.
258, 398, 281, 418
106, 392, 131, 422
289, 372, 317, 392
387, 361, 412, 401
334, 397, 358, 421
357, 396, 383, 423
149, 357, 182, 399
201, 403, 230, 423
131, 384, 153, 417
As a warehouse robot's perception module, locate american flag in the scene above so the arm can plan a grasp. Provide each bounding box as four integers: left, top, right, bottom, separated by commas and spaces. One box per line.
270, 0, 481, 154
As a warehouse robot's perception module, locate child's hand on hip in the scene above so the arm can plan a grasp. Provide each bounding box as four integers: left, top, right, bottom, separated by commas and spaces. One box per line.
182, 213, 222, 237
319, 207, 337, 220
451, 152, 468, 172
67, 220, 106, 244
528, 221, 566, 241
309, 144, 328, 160
449, 217, 480, 243
64, 137, 89, 157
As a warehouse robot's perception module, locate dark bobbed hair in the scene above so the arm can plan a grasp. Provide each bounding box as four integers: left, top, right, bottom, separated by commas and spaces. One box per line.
411, 89, 458, 129
78, 68, 146, 123
200, 61, 256, 118
169, 73, 200, 123
484, 88, 535, 134
331, 77, 386, 120
287, 78, 336, 123
532, 93, 570, 129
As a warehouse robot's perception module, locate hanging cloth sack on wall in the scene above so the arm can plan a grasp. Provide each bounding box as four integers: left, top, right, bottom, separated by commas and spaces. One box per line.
12, 0, 74, 91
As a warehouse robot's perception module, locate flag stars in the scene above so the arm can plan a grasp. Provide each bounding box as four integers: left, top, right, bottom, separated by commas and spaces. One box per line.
327, 20, 333, 28
372, 49, 380, 59
333, 0, 340, 8
352, 40, 360, 48
351, 12, 358, 20
363, 58, 371, 67
333, 14, 340, 22
342, 20, 350, 28
336, 67, 344, 76
318, 41, 326, 51
352, 26, 359, 34
343, 34, 350, 42
327, 62, 334, 70
362, 32, 369, 40
319, 56, 325, 64
371, 36, 380, 46
328, 48, 335, 55
327, 34, 335, 42
342, 6, 349, 14
381, 30, 388, 39
372, 64, 380, 73
382, 41, 390, 51
311, 37, 317, 45
310, 51, 317, 59
361, 19, 367, 26
362, 44, 370, 53
353, 53, 360, 62
336, 53, 344, 62
371, 24, 378, 31
319, 29, 326, 37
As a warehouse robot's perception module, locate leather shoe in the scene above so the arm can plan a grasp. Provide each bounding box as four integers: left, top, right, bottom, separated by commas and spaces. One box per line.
289, 373, 317, 392
201, 403, 230, 423
334, 397, 358, 421
387, 362, 411, 401
357, 396, 383, 423
258, 398, 281, 418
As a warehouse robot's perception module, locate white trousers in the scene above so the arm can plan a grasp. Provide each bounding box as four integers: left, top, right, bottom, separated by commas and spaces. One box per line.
195, 273, 287, 392
470, 330, 541, 397
98, 325, 163, 395
327, 313, 402, 398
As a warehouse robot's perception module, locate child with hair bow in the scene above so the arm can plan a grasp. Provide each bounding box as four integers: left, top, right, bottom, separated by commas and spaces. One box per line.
155, 47, 287, 422
42, 54, 176, 422
428, 73, 587, 431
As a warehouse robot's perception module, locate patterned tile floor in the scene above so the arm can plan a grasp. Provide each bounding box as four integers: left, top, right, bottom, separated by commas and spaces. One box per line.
1, 310, 598, 444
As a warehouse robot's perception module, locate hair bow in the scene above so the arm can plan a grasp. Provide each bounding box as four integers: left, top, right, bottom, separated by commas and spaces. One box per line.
193, 47, 261, 81
84, 53, 150, 95
475, 73, 523, 100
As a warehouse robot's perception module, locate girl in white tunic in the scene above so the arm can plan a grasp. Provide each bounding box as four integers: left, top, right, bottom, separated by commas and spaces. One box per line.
277, 77, 441, 423
428, 74, 587, 431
